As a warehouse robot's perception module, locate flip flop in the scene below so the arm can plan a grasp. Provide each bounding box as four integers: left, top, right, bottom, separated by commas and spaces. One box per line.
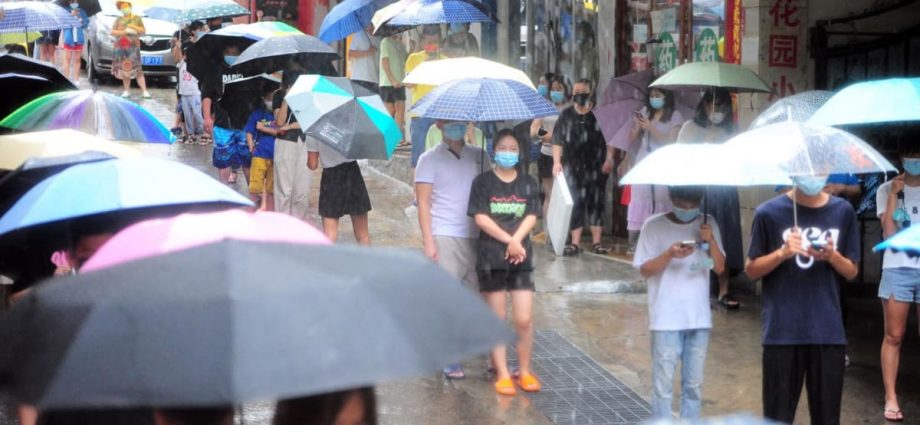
442, 364, 465, 380
495, 378, 517, 396
518, 374, 541, 392
885, 408, 904, 422
718, 294, 740, 309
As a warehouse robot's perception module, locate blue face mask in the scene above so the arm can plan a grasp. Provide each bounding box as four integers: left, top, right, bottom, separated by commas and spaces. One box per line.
494, 151, 520, 168
904, 159, 920, 176
223, 55, 238, 65
442, 123, 466, 141
673, 206, 701, 223
537, 84, 548, 97
793, 175, 828, 196
194, 30, 207, 39
69, 3, 79, 9
550, 90, 565, 104
448, 23, 464, 35
649, 96, 665, 110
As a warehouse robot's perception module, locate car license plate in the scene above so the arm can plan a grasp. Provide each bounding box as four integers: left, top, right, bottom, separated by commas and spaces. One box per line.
141, 56, 162, 65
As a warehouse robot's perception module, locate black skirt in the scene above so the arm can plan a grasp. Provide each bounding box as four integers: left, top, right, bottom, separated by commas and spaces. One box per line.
318, 161, 372, 218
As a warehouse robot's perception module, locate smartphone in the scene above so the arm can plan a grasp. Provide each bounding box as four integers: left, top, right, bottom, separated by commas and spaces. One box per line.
811, 239, 828, 250
680, 240, 697, 248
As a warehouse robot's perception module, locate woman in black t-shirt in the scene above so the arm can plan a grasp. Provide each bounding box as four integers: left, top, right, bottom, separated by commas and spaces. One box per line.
468, 130, 541, 397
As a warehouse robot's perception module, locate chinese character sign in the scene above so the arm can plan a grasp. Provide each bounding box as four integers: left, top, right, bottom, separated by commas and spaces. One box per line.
768, 35, 796, 68
696, 28, 720, 63
761, 0, 807, 103
656, 32, 677, 73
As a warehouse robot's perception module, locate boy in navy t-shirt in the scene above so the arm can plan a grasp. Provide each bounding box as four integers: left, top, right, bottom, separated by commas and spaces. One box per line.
244, 86, 279, 210
746, 174, 860, 425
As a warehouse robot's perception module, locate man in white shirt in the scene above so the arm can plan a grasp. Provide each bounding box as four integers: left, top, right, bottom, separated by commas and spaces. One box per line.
349, 26, 379, 92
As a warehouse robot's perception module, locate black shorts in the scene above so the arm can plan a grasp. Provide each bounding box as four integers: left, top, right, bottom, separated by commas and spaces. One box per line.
37, 30, 60, 44
568, 175, 607, 230
537, 154, 553, 179
318, 161, 372, 218
478, 269, 535, 293
379, 86, 406, 103
353, 80, 379, 94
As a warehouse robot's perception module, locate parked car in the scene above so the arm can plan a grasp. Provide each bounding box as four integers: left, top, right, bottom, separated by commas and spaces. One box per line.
83, 0, 178, 82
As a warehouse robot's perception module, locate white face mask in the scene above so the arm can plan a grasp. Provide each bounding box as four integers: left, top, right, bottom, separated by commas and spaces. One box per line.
264, 100, 273, 110
710, 111, 726, 125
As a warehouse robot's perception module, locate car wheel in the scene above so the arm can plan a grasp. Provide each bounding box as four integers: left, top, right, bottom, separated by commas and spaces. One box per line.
86, 43, 98, 82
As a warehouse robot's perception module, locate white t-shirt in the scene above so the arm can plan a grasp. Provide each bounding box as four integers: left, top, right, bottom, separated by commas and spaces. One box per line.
306, 135, 353, 169
349, 31, 379, 84
877, 180, 920, 269
633, 213, 724, 331
415, 142, 491, 239
177, 60, 200, 96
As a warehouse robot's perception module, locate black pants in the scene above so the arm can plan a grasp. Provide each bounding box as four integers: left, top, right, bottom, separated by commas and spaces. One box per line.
763, 345, 845, 425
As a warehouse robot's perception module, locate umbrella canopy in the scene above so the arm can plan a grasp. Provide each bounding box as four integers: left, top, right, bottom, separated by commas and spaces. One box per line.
620, 143, 791, 186
874, 225, 920, 255
372, 0, 497, 37
0, 129, 141, 170
0, 241, 513, 408
410, 77, 557, 122
0, 1, 82, 33
0, 90, 175, 144
143, 0, 248, 23
0, 31, 42, 44
650, 62, 771, 93
187, 22, 303, 81
809, 77, 920, 126
319, 0, 391, 43
286, 75, 402, 160
82, 210, 330, 271
0, 53, 73, 88
0, 72, 77, 119
403, 56, 534, 89
0, 151, 114, 216
749, 90, 833, 129
0, 157, 252, 244
54, 0, 101, 18
231, 34, 339, 76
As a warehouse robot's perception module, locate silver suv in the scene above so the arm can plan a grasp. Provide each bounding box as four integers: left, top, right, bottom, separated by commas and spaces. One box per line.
83, 0, 178, 81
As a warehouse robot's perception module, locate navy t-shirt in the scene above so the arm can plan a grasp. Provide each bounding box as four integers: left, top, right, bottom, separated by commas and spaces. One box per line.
748, 194, 860, 346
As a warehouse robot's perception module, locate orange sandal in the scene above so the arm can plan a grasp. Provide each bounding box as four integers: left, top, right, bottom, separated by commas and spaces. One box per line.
495, 378, 517, 396
518, 374, 542, 392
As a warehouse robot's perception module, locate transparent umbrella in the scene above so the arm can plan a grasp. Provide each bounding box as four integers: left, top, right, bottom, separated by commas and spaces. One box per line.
749, 90, 833, 129
620, 143, 792, 187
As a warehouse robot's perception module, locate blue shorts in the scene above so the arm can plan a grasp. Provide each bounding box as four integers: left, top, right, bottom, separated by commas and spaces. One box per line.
879, 267, 920, 303
212, 127, 251, 169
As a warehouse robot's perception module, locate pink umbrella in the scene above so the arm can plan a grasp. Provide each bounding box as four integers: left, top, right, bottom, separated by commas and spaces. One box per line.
82, 210, 330, 272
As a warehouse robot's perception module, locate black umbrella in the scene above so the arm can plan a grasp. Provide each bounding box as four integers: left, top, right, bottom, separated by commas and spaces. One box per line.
0, 53, 74, 89
231, 34, 339, 76
185, 33, 259, 82
0, 241, 512, 408
0, 73, 78, 128
54, 0, 101, 18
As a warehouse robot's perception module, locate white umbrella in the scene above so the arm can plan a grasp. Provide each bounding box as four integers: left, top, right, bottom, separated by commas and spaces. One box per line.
620, 143, 792, 187
403, 57, 535, 89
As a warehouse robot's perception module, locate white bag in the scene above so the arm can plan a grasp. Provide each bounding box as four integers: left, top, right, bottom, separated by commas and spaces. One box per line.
546, 173, 574, 256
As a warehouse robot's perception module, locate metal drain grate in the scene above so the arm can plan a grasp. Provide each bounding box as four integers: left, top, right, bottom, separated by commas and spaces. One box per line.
510, 330, 652, 425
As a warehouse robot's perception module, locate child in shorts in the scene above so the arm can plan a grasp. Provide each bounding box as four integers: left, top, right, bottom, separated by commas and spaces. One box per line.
244, 86, 278, 210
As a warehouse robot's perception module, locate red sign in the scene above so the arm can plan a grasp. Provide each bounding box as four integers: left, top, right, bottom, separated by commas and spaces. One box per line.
768, 35, 797, 68
768, 75, 797, 101
769, 0, 801, 28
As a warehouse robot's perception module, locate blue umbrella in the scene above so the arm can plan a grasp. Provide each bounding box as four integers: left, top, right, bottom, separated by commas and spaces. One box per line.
410, 78, 557, 122
372, 0, 497, 36
143, 0, 249, 24
0, 157, 252, 243
0, 1, 82, 33
809, 77, 920, 126
319, 0, 391, 43
874, 226, 920, 255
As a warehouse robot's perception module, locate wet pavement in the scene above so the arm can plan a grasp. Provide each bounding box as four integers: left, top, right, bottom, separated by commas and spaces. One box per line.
1, 76, 918, 425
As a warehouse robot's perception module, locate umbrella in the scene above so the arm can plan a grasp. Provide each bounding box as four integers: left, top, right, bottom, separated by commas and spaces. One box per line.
143, 0, 248, 23
0, 151, 114, 216
186, 22, 303, 81
620, 143, 792, 187
372, 0, 497, 37
410, 77, 557, 122
0, 31, 42, 44
809, 77, 920, 126
285, 75, 402, 160
0, 72, 77, 119
231, 34, 339, 76
650, 62, 771, 93
874, 225, 920, 255
0, 240, 513, 408
82, 210, 330, 271
0, 129, 141, 171
0, 157, 252, 245
0, 90, 175, 144
402, 56, 534, 89
54, 0, 101, 18
749, 90, 833, 129
0, 1, 82, 33
319, 0, 391, 43
0, 53, 73, 88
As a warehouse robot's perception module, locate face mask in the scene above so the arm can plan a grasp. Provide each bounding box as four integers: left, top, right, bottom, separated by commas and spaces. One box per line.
223, 55, 238, 65
494, 151, 520, 168
264, 100, 273, 110
709, 111, 726, 124
550, 90, 566, 104
194, 30, 207, 39
120, 7, 131, 15
673, 206, 701, 223
537, 84, 548, 97
424, 43, 438, 54
70, 3, 79, 9
793, 175, 828, 196
649, 96, 665, 110
442, 122, 466, 141
572, 93, 591, 107
903, 158, 920, 176
448, 23, 464, 35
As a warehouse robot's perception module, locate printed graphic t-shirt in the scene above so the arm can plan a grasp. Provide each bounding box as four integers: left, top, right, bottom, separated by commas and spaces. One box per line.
467, 171, 541, 271
748, 194, 860, 346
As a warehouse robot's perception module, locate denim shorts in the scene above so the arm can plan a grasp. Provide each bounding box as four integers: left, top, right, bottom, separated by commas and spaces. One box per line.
879, 267, 920, 303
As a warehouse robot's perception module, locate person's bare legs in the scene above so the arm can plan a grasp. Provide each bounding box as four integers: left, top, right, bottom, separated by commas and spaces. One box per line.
322, 217, 339, 242
384, 101, 396, 116
881, 297, 911, 419
570, 227, 583, 248
218, 167, 231, 184
718, 271, 734, 302
263, 189, 274, 212
351, 213, 370, 245
136, 70, 148, 93
394, 100, 405, 133
511, 290, 535, 377
590, 225, 603, 246
541, 178, 553, 221
121, 71, 132, 93
484, 291, 511, 380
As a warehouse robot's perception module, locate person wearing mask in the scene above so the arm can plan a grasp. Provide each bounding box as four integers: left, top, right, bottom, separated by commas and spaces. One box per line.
415, 119, 491, 379
875, 150, 920, 423
245, 85, 279, 210
551, 78, 612, 255
405, 25, 446, 187
348, 26, 379, 92
306, 130, 373, 245
677, 89, 742, 309
746, 174, 859, 425
619, 88, 684, 253
273, 65, 312, 219
379, 32, 408, 146
61, 0, 89, 83
531, 75, 568, 221
110, 0, 150, 98
468, 130, 541, 396
201, 44, 250, 185
442, 23, 479, 57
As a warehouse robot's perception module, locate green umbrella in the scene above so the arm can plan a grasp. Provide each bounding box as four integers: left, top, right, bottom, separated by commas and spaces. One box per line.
649, 62, 771, 93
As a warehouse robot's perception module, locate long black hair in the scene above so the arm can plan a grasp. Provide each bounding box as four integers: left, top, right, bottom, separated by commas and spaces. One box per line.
692, 88, 734, 133
273, 387, 377, 425
646, 87, 676, 123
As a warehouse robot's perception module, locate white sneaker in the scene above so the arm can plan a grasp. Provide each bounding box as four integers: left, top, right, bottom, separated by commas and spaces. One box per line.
120, 91, 130, 98
141, 91, 151, 99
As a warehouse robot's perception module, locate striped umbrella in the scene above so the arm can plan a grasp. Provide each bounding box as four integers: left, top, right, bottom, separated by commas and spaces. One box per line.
285, 75, 402, 160
0, 1, 82, 33
144, 0, 249, 23
0, 90, 175, 144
